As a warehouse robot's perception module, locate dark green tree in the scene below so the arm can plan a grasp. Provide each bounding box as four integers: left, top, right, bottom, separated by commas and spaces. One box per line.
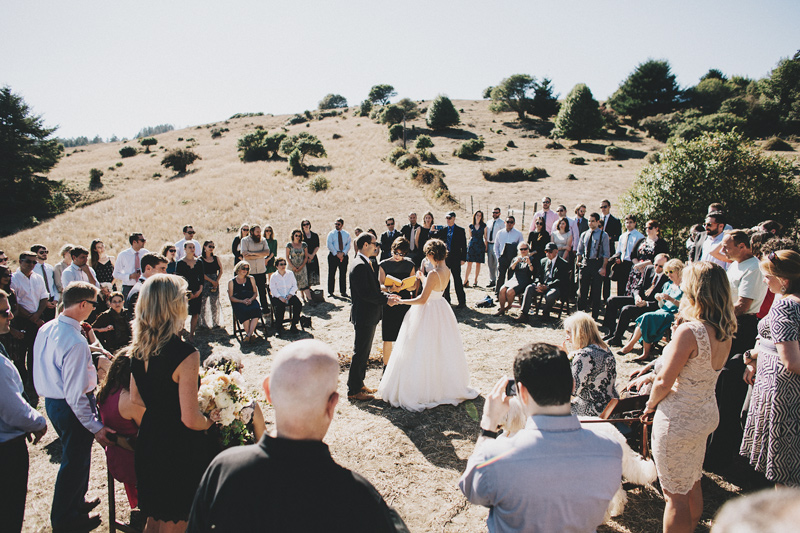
368, 84, 396, 105
377, 104, 404, 126
425, 95, 460, 130
161, 149, 201, 173
760, 50, 800, 133
530, 78, 560, 120
119, 146, 137, 158
279, 132, 327, 164
608, 59, 681, 121
552, 84, 604, 144
139, 137, 157, 153
237, 130, 286, 162
489, 74, 537, 120
357, 99, 373, 117
318, 94, 348, 110
89, 168, 103, 189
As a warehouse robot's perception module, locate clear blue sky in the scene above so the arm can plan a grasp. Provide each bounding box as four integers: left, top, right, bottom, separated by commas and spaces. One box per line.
3, 0, 798, 139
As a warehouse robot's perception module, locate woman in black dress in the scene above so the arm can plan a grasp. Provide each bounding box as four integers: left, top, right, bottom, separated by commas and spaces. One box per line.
626, 220, 670, 295
379, 237, 417, 366
231, 223, 249, 265
199, 241, 223, 329
228, 261, 262, 343
90, 239, 116, 289
464, 210, 486, 288
417, 211, 435, 270
129, 274, 214, 531
496, 242, 536, 316
527, 216, 551, 266
301, 219, 321, 288
175, 242, 204, 342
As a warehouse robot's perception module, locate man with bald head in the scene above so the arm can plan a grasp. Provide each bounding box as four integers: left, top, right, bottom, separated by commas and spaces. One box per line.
188, 340, 408, 533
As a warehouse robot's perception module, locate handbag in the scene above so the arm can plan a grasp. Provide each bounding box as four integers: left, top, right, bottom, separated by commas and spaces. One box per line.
310, 289, 325, 303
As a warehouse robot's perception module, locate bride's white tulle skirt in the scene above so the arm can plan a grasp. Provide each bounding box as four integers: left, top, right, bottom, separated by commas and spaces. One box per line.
378, 290, 479, 412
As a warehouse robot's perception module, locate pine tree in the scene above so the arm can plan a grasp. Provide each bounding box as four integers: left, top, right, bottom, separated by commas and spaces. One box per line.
552, 84, 604, 144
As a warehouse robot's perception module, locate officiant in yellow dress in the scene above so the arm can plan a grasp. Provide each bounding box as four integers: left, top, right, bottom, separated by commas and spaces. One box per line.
379, 237, 418, 367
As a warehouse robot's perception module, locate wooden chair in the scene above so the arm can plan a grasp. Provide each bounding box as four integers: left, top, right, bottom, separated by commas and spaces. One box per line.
231, 308, 268, 342
531, 289, 572, 319
582, 395, 653, 458
269, 289, 305, 332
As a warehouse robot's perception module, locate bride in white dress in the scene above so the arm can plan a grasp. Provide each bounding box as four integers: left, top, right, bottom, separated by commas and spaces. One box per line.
378, 239, 479, 411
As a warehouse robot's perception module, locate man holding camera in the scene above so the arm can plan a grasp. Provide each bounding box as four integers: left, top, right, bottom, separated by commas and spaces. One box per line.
459, 342, 622, 532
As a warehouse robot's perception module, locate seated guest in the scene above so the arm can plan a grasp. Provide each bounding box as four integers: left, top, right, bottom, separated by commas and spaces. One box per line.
228, 262, 262, 343
269, 259, 303, 335
96, 352, 144, 511
160, 243, 177, 274
459, 342, 622, 532
620, 259, 685, 361
517, 243, 569, 324
187, 339, 408, 532
562, 312, 618, 416
603, 253, 670, 347
495, 242, 536, 317
92, 291, 132, 354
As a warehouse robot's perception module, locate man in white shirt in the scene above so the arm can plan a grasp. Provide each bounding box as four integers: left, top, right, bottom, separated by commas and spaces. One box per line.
31, 244, 59, 320
34, 282, 114, 532
60, 246, 101, 290
493, 216, 524, 295
125, 253, 169, 315
696, 213, 729, 270
530, 196, 558, 233
609, 215, 645, 296
269, 258, 302, 334
485, 207, 504, 288
114, 232, 150, 299
326, 218, 352, 298
175, 225, 201, 262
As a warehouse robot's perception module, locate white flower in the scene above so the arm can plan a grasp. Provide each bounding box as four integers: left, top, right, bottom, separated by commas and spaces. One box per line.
215, 392, 233, 409
219, 406, 236, 426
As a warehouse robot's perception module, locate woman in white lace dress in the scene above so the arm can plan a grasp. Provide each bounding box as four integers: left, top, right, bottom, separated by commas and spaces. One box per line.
641, 262, 736, 533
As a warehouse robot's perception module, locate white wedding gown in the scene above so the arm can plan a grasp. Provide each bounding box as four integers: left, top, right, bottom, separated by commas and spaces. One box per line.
378, 278, 479, 412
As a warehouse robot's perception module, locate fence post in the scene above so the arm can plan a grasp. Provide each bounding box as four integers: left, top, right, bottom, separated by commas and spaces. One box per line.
522, 201, 526, 229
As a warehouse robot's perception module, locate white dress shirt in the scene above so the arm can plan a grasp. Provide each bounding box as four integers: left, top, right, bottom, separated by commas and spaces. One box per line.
61, 263, 100, 289
35, 262, 60, 302
493, 228, 524, 259
326, 229, 352, 255
10, 270, 49, 314
616, 229, 645, 261
114, 247, 151, 287
33, 315, 103, 434
486, 218, 504, 244
175, 238, 201, 262
269, 270, 298, 299
701, 232, 729, 270
0, 346, 47, 443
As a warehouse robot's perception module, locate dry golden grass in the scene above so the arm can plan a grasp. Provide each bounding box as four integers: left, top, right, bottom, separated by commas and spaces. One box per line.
9, 101, 767, 532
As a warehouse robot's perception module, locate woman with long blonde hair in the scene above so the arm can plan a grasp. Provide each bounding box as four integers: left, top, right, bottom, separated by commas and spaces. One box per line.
642, 262, 736, 533
129, 274, 214, 533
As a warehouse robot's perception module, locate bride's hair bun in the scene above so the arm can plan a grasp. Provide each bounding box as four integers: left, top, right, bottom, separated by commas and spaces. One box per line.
424, 239, 447, 262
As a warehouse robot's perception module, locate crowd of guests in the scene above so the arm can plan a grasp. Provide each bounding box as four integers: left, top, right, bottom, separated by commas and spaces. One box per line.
0, 199, 798, 533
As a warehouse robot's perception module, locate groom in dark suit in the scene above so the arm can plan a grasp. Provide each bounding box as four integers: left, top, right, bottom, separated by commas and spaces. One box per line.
348, 233, 399, 401
433, 211, 467, 309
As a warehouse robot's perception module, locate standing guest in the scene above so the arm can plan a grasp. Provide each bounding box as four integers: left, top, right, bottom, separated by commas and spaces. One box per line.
262, 225, 278, 282
400, 212, 422, 267
301, 219, 321, 288
11, 251, 50, 405
551, 217, 573, 262
228, 262, 262, 343
459, 343, 622, 533
175, 225, 201, 262
551, 204, 580, 242
327, 218, 351, 298
562, 312, 618, 416
61, 245, 101, 289
576, 213, 611, 319
485, 207, 504, 288
129, 274, 214, 532
518, 242, 570, 324
34, 282, 116, 533
269, 258, 303, 335
531, 196, 558, 233
352, 228, 364, 258
464, 210, 486, 288
286, 229, 311, 303
53, 244, 75, 299
642, 262, 736, 533
495, 242, 536, 317
526, 216, 550, 266
31, 244, 59, 321
241, 224, 272, 315
231, 223, 249, 265
89, 239, 115, 290
571, 204, 590, 298
199, 241, 223, 329
417, 212, 435, 264
609, 215, 645, 296
96, 352, 144, 512
0, 266, 25, 375
125, 253, 168, 314
0, 289, 48, 533
176, 243, 204, 343
493, 215, 524, 294
379, 237, 416, 367
433, 211, 468, 308
572, 203, 589, 238
114, 233, 150, 299
161, 243, 178, 274
625, 220, 669, 296
379, 217, 400, 262
92, 291, 132, 354
599, 199, 622, 301
691, 212, 729, 270
187, 339, 408, 532
740, 250, 800, 487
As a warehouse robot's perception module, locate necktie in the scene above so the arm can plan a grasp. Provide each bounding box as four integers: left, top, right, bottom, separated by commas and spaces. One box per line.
338, 231, 344, 253
410, 227, 416, 251
134, 250, 140, 271
550, 260, 555, 279
40, 264, 51, 297
489, 221, 496, 241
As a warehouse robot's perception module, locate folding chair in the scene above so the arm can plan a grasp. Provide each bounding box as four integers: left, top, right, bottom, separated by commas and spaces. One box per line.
269, 290, 305, 332
231, 308, 268, 342
582, 395, 653, 458
531, 290, 572, 319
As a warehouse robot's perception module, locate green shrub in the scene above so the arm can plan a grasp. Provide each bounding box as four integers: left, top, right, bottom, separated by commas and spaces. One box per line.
569, 157, 586, 165
482, 167, 548, 182
210, 128, 229, 139
119, 146, 137, 158
607, 59, 681, 121
279, 133, 327, 164
377, 104, 404, 126
286, 114, 307, 126
605, 145, 622, 159
357, 100, 372, 117
567, 173, 578, 180
454, 137, 485, 158
426, 95, 460, 130
237, 130, 286, 162
763, 136, 794, 151
308, 175, 330, 191
139, 137, 157, 153
388, 147, 408, 164
506, 140, 516, 148
672, 112, 747, 141
409, 167, 456, 204
318, 94, 348, 110
161, 149, 201, 173
115, 162, 123, 167
414, 135, 434, 150
552, 84, 604, 144
177, 137, 184, 141
545, 141, 564, 149
332, 133, 342, 139
288, 149, 304, 175
89, 168, 103, 189
229, 112, 264, 119
368, 84, 396, 105
416, 148, 437, 163
388, 124, 404, 142
152, 172, 162, 178
395, 153, 420, 169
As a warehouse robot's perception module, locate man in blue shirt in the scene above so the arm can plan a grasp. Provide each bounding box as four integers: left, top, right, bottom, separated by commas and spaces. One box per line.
576, 213, 611, 319
326, 218, 352, 298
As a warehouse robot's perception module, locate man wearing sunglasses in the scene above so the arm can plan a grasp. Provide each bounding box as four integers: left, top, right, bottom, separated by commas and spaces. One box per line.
689, 212, 729, 270
34, 282, 115, 532
114, 232, 150, 299
175, 225, 201, 262
379, 217, 400, 262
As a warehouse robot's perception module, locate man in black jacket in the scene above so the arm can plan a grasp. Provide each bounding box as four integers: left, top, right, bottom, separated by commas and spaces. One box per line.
400, 212, 422, 267
347, 233, 400, 401
517, 243, 570, 323
379, 217, 400, 262
602, 254, 670, 346
433, 211, 467, 308
599, 199, 622, 302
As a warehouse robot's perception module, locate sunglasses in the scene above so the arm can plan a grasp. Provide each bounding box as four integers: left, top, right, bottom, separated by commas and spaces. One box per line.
704, 223, 716, 227
208, 245, 215, 249
276, 262, 287, 267
519, 247, 529, 251
21, 259, 37, 265
187, 231, 196, 235
242, 229, 250, 232
768, 251, 780, 265
664, 270, 676, 275
536, 222, 544, 226
38, 250, 49, 254
0, 257, 7, 262
646, 226, 656, 230
302, 223, 310, 227
168, 249, 176, 253
82, 300, 99, 308
241, 267, 250, 271
386, 223, 395, 226
601, 205, 609, 209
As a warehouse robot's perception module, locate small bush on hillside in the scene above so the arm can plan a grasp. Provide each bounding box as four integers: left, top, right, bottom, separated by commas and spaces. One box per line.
567, 173, 578, 180
119, 146, 137, 158
332, 133, 342, 139
139, 137, 157, 153
605, 145, 622, 159
416, 148, 437, 163
89, 168, 103, 189
569, 157, 586, 165
395, 153, 420, 169
318, 94, 348, 110
410, 167, 456, 204
288, 149, 304, 175
279, 133, 327, 164
506, 140, 516, 148
237, 130, 287, 162
672, 112, 747, 141
388, 147, 408, 164
210, 127, 229, 139
482, 167, 547, 182
414, 135, 434, 150
161, 149, 201, 173
388, 124, 404, 142
230, 112, 264, 119
454, 137, 485, 159
115, 162, 123, 167
357, 100, 373, 117
308, 175, 330, 191
763, 136, 794, 151
286, 114, 307, 126
426, 95, 460, 130
377, 104, 404, 126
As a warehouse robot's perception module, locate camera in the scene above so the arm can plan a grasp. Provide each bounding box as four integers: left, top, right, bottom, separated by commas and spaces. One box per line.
505, 379, 517, 397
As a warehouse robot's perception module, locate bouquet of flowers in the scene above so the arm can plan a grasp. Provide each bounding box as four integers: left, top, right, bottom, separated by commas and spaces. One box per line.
198, 364, 256, 447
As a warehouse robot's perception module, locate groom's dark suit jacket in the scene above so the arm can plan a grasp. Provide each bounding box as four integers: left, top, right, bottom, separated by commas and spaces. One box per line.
349, 254, 387, 327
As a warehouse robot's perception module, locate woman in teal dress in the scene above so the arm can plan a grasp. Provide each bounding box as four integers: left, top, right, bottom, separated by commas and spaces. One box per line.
620, 259, 685, 361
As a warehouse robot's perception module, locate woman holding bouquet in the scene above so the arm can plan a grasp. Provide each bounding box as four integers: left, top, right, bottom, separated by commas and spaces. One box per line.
129, 274, 215, 532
